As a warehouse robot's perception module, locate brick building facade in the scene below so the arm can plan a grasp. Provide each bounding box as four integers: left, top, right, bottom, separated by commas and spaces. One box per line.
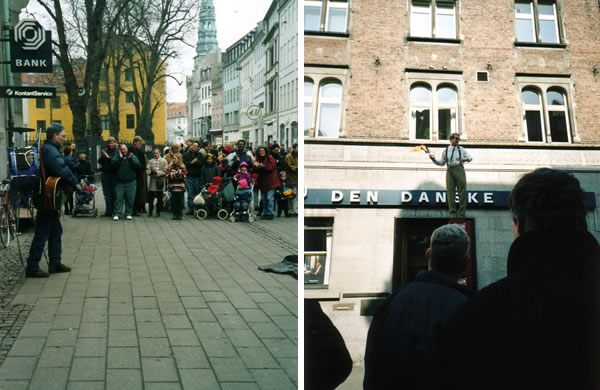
304, 0, 600, 380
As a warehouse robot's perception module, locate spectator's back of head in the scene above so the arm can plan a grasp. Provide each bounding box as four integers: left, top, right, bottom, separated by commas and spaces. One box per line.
429, 224, 469, 277
508, 168, 587, 235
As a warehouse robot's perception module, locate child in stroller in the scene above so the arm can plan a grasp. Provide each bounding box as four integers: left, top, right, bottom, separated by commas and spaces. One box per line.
73, 176, 98, 217
231, 162, 254, 222
194, 176, 234, 220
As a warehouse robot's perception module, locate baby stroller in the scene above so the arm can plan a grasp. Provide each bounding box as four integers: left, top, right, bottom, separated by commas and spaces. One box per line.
194, 176, 235, 220
230, 182, 255, 223
72, 175, 98, 217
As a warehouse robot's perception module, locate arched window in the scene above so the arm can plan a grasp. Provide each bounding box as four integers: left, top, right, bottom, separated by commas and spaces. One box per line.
437, 85, 457, 140
316, 81, 342, 138
522, 88, 544, 142
547, 87, 570, 142
304, 79, 314, 136
410, 84, 432, 140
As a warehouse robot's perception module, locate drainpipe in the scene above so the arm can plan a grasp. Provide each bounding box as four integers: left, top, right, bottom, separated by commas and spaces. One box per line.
2, 0, 15, 131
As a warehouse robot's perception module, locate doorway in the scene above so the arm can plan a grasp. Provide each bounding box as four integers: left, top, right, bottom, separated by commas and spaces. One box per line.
392, 218, 476, 291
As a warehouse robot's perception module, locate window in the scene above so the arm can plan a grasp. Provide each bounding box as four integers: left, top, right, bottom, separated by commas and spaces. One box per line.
126, 114, 135, 129
304, 218, 334, 286
126, 92, 134, 104
36, 98, 45, 109
515, 1, 561, 44
410, 0, 457, 39
315, 82, 342, 138
304, 0, 348, 33
51, 96, 61, 109
125, 68, 134, 81
521, 85, 571, 143
36, 120, 46, 131
408, 73, 461, 141
101, 115, 110, 130
100, 91, 109, 104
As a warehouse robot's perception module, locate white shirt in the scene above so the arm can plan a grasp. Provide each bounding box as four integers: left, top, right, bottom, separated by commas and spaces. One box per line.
432, 145, 472, 167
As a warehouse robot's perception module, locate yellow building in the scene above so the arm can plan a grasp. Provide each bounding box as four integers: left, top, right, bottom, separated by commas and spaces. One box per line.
23, 62, 166, 144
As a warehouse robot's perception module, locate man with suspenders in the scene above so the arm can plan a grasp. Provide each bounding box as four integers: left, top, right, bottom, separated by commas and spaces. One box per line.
429, 133, 472, 219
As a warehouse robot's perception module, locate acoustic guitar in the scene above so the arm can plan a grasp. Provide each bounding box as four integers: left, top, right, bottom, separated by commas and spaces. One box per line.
44, 177, 71, 212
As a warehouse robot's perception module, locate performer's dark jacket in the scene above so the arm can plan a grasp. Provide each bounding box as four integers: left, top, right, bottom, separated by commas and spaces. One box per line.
364, 269, 471, 390
98, 145, 118, 173
438, 229, 600, 390
35, 139, 78, 210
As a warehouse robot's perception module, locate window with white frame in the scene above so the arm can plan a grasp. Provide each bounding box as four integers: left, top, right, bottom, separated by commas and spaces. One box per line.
316, 81, 342, 138
304, 0, 348, 33
304, 79, 314, 136
304, 218, 334, 286
515, 1, 561, 44
521, 85, 571, 143
409, 79, 460, 141
410, 0, 457, 39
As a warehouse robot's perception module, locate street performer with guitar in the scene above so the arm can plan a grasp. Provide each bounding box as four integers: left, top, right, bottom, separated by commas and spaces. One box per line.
26, 123, 80, 277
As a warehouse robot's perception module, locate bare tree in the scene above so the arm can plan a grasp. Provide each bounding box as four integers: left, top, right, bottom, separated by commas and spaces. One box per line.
35, 0, 132, 141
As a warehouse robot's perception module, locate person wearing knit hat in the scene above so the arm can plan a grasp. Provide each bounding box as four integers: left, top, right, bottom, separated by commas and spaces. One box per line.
234, 176, 252, 222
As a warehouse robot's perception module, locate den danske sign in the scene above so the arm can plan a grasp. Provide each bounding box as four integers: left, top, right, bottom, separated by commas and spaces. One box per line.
0, 86, 56, 99
304, 189, 597, 210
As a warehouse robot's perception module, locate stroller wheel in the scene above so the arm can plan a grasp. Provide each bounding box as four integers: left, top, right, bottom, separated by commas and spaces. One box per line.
229, 215, 235, 222
195, 209, 208, 220
248, 215, 255, 223
217, 209, 229, 220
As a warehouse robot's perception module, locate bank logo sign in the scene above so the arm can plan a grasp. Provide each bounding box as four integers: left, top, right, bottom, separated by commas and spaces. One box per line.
10, 19, 53, 73
304, 189, 597, 210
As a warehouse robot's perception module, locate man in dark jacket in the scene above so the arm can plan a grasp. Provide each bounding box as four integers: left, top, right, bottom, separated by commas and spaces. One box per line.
129, 136, 147, 215
182, 141, 204, 214
26, 123, 79, 277
440, 168, 600, 390
112, 144, 140, 220
98, 136, 118, 216
364, 224, 471, 390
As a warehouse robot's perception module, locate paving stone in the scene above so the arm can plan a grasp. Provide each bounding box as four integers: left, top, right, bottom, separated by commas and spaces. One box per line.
202, 292, 228, 302
237, 347, 280, 369
258, 302, 291, 316
37, 346, 74, 367
137, 321, 167, 338
7, 338, 45, 356
0, 380, 28, 390
66, 381, 104, 390
186, 308, 216, 322
141, 357, 179, 382
207, 301, 237, 315
162, 315, 192, 329
107, 347, 140, 368
17, 321, 51, 338
106, 369, 142, 390
108, 329, 138, 347
109, 302, 134, 315
46, 329, 78, 346
74, 338, 107, 357
139, 338, 173, 357
171, 346, 209, 369
180, 297, 207, 309
166, 329, 200, 346
29, 367, 69, 390
238, 309, 271, 323
192, 322, 225, 339
225, 329, 262, 348
209, 357, 253, 382
69, 357, 106, 381
270, 315, 297, 331
248, 322, 287, 339
263, 338, 297, 358
278, 357, 298, 383
109, 315, 136, 330
199, 338, 238, 358
51, 314, 81, 330
251, 368, 296, 390
135, 308, 162, 322
133, 297, 158, 309
220, 383, 260, 390
144, 383, 182, 390
78, 322, 107, 338
216, 314, 249, 330
179, 368, 219, 390
0, 356, 37, 379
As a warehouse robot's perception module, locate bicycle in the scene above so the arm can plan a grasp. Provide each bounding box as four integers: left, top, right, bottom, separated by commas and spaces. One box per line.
0, 179, 17, 248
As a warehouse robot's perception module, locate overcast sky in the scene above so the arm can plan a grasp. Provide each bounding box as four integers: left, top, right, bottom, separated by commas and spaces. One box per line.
21, 0, 275, 103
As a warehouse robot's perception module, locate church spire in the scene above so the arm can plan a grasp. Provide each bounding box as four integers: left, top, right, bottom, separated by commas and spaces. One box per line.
196, 0, 218, 56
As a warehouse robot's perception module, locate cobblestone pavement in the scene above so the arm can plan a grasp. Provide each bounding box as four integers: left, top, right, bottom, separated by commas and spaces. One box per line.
0, 193, 298, 389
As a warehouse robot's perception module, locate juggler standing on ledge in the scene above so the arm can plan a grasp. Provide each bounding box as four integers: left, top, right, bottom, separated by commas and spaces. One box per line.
429, 133, 472, 219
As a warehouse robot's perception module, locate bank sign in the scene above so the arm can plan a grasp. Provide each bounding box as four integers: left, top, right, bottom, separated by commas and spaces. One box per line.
10, 19, 52, 73
304, 189, 596, 210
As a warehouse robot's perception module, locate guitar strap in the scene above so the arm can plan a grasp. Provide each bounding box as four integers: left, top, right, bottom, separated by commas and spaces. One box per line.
38, 144, 54, 211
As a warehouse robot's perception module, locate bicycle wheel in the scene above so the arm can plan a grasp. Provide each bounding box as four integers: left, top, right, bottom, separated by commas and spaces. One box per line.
0, 207, 11, 248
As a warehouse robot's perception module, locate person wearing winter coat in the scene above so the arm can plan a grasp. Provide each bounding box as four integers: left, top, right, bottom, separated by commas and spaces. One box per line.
63, 147, 79, 215
200, 154, 221, 186
254, 146, 279, 220
165, 155, 187, 220
146, 149, 168, 217
129, 136, 148, 215
111, 144, 141, 221
284, 143, 298, 215
98, 136, 118, 216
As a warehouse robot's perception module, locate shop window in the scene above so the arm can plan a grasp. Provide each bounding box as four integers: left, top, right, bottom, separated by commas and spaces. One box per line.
304, 217, 334, 286
521, 85, 571, 143
410, 0, 457, 39
410, 81, 459, 141
515, 1, 561, 44
304, 0, 348, 33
